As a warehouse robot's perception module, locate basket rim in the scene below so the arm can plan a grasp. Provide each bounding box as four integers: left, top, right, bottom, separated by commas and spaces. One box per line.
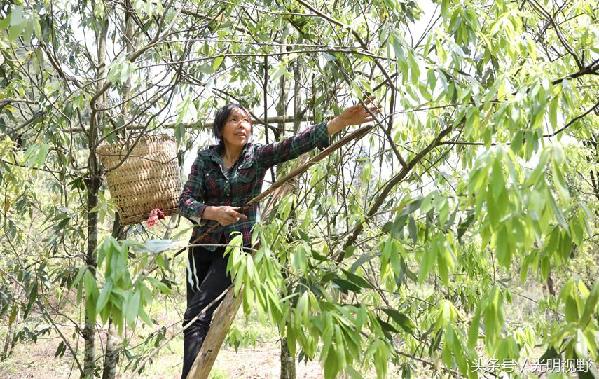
97, 133, 175, 156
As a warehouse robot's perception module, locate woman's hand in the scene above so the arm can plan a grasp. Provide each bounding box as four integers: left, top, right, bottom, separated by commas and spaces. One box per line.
203, 205, 248, 226
327, 96, 382, 136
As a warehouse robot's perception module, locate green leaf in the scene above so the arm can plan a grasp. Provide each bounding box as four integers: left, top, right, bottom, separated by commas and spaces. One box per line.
245, 254, 257, 282
24, 143, 49, 168
295, 292, 310, 324
441, 325, 454, 367
9, 7, 24, 27
331, 277, 362, 294
146, 277, 171, 294
510, 130, 524, 153
83, 270, 98, 299
426, 69, 437, 94
175, 94, 194, 133
565, 295, 579, 323
342, 269, 374, 290
495, 225, 511, 268
437, 248, 451, 286
407, 216, 418, 243
233, 263, 245, 295
212, 55, 224, 71
486, 186, 501, 228
287, 323, 296, 357
580, 283, 599, 327
291, 245, 307, 274
495, 336, 519, 360
334, 325, 346, 368
569, 212, 585, 246
270, 62, 288, 82
349, 253, 377, 273
483, 288, 503, 349
377, 316, 400, 340
469, 165, 488, 196
456, 211, 474, 241
549, 95, 558, 131
311, 249, 329, 261
97, 280, 113, 312
124, 290, 140, 325
382, 308, 415, 334
540, 255, 550, 281
24, 282, 38, 319
575, 329, 589, 358
175, 123, 185, 146
407, 52, 420, 86
490, 152, 505, 199
468, 308, 481, 349
138, 306, 153, 326
520, 251, 536, 283
527, 190, 545, 221
344, 365, 363, 379
324, 350, 339, 379
418, 247, 436, 283
547, 189, 567, 228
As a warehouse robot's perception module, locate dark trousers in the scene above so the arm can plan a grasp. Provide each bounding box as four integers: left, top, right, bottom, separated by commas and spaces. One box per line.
181, 242, 231, 379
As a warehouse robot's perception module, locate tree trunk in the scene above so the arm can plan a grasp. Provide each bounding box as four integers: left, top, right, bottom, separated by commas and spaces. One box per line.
101, 214, 127, 379
1, 303, 18, 360
101, 320, 120, 379
275, 45, 287, 141
84, 3, 109, 376
280, 337, 296, 379
279, 267, 297, 379
276, 55, 296, 379
293, 53, 301, 134
101, 3, 133, 376
83, 173, 100, 378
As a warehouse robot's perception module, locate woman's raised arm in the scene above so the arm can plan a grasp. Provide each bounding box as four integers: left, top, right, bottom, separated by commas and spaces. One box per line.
255, 97, 381, 167
326, 96, 380, 136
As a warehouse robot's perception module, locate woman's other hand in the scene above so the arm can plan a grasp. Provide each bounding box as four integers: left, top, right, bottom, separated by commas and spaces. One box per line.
326, 96, 382, 136
203, 206, 248, 226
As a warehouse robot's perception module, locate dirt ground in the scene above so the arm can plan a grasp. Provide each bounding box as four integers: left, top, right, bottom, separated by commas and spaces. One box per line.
0, 331, 324, 379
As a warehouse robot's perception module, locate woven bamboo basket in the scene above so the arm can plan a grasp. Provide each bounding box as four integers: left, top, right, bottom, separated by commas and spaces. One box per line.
97, 134, 180, 226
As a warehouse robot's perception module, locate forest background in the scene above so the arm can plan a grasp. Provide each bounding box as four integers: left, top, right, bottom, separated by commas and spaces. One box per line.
0, 0, 598, 378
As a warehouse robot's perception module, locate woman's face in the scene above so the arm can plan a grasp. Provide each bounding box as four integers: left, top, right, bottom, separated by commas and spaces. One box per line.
221, 107, 252, 149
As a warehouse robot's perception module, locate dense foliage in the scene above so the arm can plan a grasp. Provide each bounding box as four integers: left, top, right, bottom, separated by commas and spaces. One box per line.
1, 0, 598, 377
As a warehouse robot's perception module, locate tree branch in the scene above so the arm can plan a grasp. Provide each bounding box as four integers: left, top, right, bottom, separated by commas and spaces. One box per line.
545, 98, 599, 137
527, 0, 583, 68
338, 122, 455, 262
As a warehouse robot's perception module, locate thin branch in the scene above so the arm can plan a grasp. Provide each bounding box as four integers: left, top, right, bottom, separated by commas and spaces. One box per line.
527, 0, 582, 68
545, 98, 599, 137
294, 0, 397, 93
339, 122, 455, 262
0, 98, 37, 110
62, 115, 316, 133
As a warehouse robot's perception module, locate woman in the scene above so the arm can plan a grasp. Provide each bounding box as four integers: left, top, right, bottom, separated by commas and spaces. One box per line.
178, 99, 379, 378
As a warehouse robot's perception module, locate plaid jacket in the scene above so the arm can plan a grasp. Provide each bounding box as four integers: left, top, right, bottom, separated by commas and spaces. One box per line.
178, 121, 331, 248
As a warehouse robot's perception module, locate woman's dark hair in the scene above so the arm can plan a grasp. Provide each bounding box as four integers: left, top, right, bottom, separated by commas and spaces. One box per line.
212, 103, 251, 142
